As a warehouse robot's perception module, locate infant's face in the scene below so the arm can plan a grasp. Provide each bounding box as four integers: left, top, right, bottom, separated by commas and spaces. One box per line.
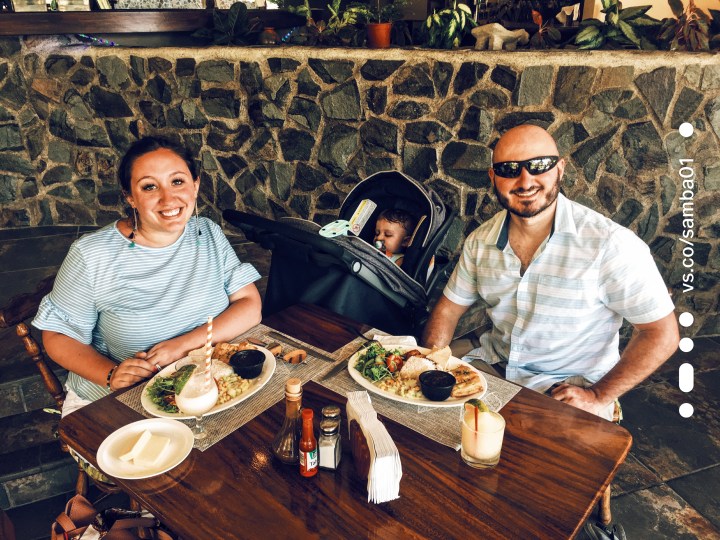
374, 218, 408, 254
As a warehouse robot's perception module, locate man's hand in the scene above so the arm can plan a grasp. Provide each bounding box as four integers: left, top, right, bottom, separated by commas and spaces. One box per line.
550, 384, 608, 416
421, 295, 469, 349
588, 311, 679, 405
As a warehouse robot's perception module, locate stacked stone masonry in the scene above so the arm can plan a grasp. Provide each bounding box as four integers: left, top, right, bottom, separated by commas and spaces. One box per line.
0, 37, 718, 335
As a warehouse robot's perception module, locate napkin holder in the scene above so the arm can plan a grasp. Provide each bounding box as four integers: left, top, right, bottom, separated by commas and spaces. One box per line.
349, 418, 371, 480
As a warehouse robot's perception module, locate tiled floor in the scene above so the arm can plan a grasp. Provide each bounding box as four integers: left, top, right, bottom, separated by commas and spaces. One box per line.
2, 226, 719, 539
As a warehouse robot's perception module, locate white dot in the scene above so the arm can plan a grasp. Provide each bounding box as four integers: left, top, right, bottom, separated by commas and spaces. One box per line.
679, 123, 694, 138
678, 312, 694, 327
679, 403, 694, 418
679, 337, 695, 353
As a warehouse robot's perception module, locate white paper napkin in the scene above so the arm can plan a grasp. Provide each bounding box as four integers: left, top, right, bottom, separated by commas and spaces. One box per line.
347, 391, 402, 503
372, 335, 417, 349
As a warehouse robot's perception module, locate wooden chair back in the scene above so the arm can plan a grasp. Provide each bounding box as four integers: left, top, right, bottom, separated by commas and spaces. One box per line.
0, 274, 122, 498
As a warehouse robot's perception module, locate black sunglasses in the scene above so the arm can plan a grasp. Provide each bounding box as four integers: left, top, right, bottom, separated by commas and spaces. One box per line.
492, 156, 560, 178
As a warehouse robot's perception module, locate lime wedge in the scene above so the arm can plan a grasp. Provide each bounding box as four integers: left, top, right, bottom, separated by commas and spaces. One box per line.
464, 398, 490, 413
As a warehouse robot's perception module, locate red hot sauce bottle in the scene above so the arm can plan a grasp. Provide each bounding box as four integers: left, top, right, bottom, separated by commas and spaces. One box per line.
299, 408, 318, 477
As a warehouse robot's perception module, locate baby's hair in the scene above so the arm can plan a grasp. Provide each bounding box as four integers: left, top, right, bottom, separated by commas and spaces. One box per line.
378, 208, 417, 236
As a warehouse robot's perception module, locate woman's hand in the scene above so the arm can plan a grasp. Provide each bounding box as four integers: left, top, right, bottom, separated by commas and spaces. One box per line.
108, 352, 159, 391
145, 335, 194, 371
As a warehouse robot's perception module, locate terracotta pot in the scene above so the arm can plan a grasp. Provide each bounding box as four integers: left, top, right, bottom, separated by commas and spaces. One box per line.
366, 22, 392, 49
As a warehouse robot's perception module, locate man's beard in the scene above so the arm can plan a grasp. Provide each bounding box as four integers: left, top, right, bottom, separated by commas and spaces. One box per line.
493, 170, 561, 218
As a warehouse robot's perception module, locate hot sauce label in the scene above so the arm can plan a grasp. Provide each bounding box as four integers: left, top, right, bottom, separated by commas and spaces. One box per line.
300, 448, 318, 473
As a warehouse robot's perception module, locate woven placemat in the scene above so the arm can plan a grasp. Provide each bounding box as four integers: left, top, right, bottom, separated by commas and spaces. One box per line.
316, 332, 521, 450
116, 324, 343, 451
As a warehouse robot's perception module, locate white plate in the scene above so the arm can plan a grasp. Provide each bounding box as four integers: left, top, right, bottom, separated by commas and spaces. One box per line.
141, 346, 276, 419
97, 418, 193, 480
348, 345, 487, 408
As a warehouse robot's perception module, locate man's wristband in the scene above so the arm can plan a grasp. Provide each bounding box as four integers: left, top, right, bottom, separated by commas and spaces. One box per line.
106, 366, 116, 390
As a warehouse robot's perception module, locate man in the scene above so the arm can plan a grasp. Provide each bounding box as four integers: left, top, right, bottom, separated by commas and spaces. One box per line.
422, 124, 678, 420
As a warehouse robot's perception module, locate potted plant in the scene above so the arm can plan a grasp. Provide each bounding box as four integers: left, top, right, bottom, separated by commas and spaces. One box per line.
347, 0, 407, 48
421, 0, 476, 49
321, 0, 366, 46
191, 2, 262, 45
657, 0, 712, 51
574, 0, 660, 49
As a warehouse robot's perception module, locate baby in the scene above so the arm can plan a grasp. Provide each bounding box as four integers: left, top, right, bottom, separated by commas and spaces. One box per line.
373, 209, 417, 267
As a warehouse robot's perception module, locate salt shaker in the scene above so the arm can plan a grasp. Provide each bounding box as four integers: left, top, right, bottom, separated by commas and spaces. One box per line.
318, 419, 341, 470
321, 405, 341, 423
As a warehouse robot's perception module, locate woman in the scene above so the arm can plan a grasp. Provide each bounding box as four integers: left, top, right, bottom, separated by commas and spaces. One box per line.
33, 137, 262, 416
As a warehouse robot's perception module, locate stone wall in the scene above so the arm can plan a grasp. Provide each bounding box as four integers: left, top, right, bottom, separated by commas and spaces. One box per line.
0, 37, 718, 335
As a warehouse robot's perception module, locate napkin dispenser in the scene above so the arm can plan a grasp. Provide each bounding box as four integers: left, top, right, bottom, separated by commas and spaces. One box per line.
346, 391, 402, 503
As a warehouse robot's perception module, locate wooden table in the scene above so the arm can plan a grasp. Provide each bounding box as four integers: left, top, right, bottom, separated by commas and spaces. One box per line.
59, 304, 632, 539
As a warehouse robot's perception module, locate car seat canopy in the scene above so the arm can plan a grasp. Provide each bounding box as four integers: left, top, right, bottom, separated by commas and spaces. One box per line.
339, 170, 447, 250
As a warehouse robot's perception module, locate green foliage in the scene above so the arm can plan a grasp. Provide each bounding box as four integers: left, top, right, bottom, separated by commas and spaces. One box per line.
657, 0, 711, 51
320, 0, 366, 45
191, 2, 262, 45
286, 0, 314, 20
346, 0, 407, 24
574, 0, 660, 50
422, 0, 477, 49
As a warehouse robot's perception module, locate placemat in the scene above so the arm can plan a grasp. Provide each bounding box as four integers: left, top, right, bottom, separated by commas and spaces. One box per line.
116, 324, 339, 451
316, 334, 521, 450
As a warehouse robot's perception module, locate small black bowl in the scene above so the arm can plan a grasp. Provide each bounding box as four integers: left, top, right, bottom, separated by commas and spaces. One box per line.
419, 370, 456, 401
229, 349, 266, 379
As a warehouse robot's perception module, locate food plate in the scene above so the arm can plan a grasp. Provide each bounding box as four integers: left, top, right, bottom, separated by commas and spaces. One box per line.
347, 345, 487, 408
141, 346, 276, 419
97, 418, 193, 480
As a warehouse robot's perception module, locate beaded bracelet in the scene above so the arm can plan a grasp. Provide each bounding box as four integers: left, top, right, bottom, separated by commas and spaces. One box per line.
106, 366, 116, 390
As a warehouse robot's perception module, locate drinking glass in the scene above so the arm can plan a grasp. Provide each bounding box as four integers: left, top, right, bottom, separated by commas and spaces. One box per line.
460, 408, 506, 468
175, 367, 218, 440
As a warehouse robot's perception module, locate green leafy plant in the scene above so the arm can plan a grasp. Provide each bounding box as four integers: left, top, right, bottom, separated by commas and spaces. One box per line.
284, 0, 322, 45
422, 0, 477, 49
286, 0, 313, 20
321, 0, 366, 45
347, 0, 408, 24
191, 2, 262, 45
657, 0, 711, 51
574, 0, 660, 50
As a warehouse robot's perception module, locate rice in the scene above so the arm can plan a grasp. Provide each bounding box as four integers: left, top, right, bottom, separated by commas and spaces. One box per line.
399, 357, 436, 380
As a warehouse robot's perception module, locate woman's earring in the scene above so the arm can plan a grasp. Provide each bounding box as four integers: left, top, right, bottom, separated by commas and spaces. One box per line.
129, 207, 138, 248
195, 201, 201, 245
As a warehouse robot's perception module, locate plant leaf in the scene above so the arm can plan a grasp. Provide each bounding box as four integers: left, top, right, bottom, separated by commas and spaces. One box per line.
668, 0, 684, 18
575, 25, 600, 44
457, 2, 471, 15
618, 19, 641, 46
633, 15, 662, 27
619, 6, 651, 20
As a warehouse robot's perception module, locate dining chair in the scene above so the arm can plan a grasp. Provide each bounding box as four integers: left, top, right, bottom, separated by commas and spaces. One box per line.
0, 274, 133, 504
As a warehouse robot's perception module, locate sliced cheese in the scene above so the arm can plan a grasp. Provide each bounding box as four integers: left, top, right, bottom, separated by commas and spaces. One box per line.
133, 433, 171, 468
119, 429, 152, 462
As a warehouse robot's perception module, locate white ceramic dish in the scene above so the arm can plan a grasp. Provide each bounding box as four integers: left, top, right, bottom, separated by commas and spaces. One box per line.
348, 345, 487, 408
96, 418, 193, 480
141, 346, 276, 419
